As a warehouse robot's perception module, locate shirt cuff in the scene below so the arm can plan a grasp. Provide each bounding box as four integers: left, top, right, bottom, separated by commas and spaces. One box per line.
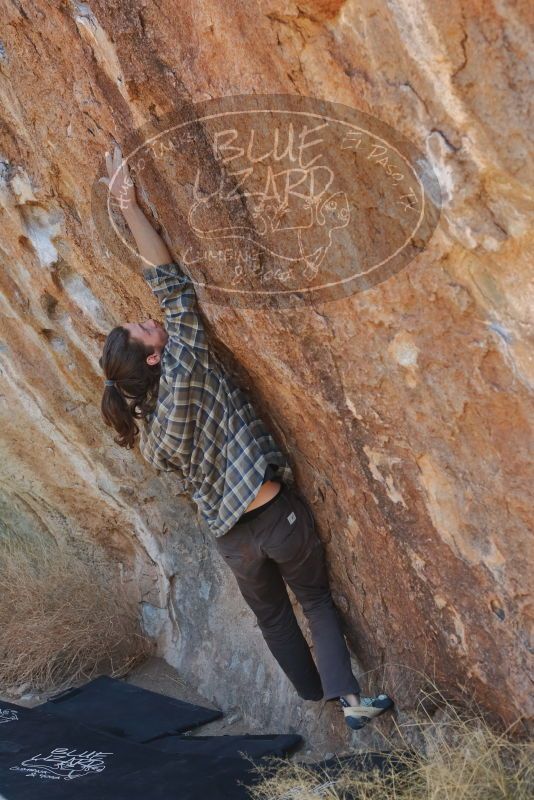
142, 261, 185, 283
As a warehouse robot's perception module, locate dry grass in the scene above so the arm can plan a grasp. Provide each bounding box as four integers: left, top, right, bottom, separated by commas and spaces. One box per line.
0, 531, 153, 695
242, 680, 534, 800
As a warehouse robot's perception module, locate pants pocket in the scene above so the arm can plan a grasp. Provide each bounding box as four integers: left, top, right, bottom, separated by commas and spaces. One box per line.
215, 531, 240, 559
264, 491, 317, 564
216, 530, 256, 575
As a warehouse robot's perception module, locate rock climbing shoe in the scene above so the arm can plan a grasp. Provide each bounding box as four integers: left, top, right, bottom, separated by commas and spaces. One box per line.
339, 693, 394, 730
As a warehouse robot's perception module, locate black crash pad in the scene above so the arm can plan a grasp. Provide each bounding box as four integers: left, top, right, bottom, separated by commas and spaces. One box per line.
41, 675, 223, 742
111, 754, 265, 800
0, 699, 263, 800
0, 698, 172, 799
146, 731, 302, 759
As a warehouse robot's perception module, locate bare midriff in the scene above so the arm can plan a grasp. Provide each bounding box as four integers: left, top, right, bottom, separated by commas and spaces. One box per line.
244, 479, 282, 512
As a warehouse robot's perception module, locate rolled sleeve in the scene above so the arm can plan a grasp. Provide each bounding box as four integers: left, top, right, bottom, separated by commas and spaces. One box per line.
142, 261, 209, 364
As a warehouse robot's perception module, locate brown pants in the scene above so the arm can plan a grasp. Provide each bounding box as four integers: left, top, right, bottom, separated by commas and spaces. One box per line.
215, 482, 361, 701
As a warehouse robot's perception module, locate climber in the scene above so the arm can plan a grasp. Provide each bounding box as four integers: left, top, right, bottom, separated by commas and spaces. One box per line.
98, 144, 394, 732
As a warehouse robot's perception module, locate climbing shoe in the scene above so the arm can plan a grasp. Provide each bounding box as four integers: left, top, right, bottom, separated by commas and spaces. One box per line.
339, 693, 394, 730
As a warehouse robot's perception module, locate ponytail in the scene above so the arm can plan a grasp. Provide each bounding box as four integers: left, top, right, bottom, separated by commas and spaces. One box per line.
99, 326, 161, 449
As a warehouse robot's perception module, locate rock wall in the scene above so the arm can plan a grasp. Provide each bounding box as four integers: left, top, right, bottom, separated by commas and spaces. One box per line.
0, 0, 532, 738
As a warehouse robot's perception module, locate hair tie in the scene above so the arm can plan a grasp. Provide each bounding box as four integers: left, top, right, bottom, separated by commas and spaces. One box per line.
104, 378, 116, 387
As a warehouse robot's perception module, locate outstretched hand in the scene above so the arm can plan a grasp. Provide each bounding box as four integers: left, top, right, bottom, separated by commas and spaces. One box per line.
99, 144, 137, 209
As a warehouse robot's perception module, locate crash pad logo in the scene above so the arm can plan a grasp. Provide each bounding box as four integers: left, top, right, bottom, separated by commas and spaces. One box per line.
0, 707, 19, 724
10, 747, 113, 780
93, 94, 441, 308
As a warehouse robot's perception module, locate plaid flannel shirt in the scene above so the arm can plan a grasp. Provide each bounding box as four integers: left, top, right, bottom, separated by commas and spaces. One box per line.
139, 261, 294, 537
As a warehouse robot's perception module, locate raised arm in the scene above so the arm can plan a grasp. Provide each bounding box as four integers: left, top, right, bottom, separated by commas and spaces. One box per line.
100, 145, 209, 363
101, 144, 172, 268
142, 261, 209, 364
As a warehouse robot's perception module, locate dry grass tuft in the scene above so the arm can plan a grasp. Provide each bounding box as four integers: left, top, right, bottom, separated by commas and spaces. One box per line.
0, 531, 153, 695
243, 680, 534, 800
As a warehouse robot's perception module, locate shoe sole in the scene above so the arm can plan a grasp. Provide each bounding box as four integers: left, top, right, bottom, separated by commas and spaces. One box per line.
342, 697, 394, 730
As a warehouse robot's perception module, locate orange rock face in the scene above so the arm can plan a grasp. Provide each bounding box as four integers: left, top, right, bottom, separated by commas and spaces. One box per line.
0, 0, 532, 735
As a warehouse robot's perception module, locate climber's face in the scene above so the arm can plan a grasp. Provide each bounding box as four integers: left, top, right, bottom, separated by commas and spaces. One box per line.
124, 319, 168, 364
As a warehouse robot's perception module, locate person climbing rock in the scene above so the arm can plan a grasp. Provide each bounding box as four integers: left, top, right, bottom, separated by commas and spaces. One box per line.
98, 144, 394, 732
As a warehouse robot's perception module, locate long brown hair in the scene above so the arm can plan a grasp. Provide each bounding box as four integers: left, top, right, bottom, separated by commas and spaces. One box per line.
99, 326, 161, 449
